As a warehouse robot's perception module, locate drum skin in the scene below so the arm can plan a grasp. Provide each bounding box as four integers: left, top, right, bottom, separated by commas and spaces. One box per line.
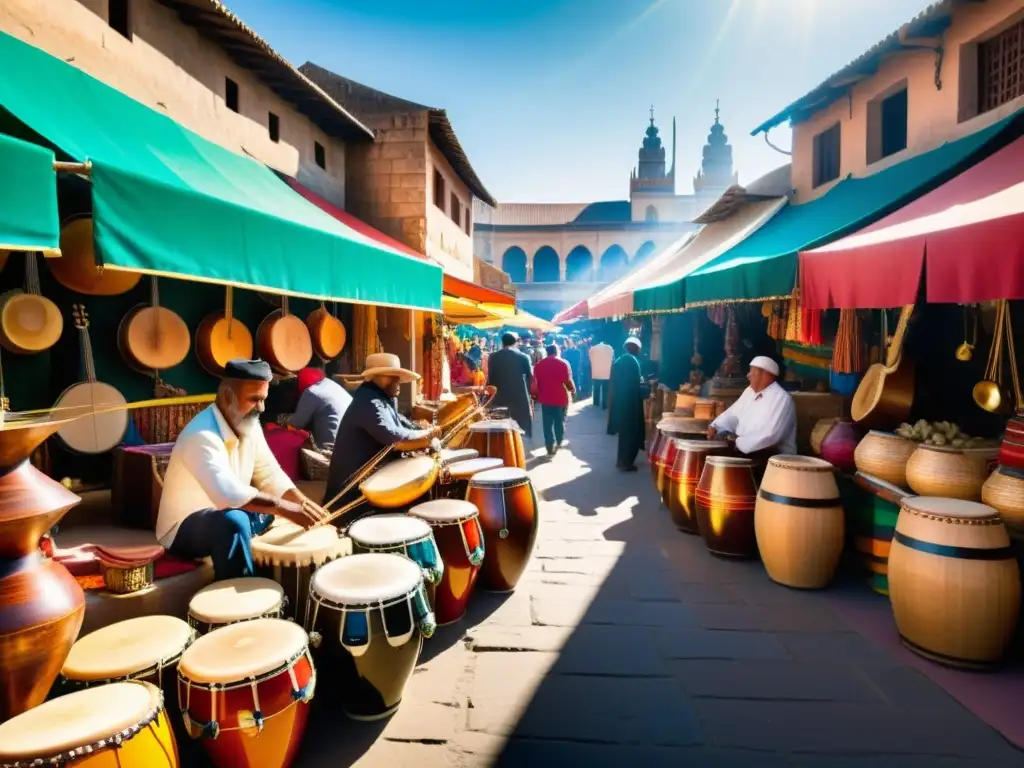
467, 422, 526, 469
440, 457, 504, 501
467, 471, 539, 592
664, 441, 730, 534
695, 457, 758, 558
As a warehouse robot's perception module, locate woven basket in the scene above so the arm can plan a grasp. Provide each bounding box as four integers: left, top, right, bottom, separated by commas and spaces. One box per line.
854, 431, 917, 488
982, 468, 1024, 534
301, 446, 332, 482
100, 561, 155, 594
906, 445, 998, 500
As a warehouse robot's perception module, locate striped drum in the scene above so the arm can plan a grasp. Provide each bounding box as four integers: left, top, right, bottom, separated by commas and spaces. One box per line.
695, 456, 758, 558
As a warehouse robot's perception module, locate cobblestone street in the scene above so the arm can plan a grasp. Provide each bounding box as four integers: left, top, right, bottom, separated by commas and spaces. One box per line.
300, 402, 1024, 767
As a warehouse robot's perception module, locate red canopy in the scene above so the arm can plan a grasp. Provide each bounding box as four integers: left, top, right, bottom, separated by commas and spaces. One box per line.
552, 299, 589, 324
800, 136, 1024, 308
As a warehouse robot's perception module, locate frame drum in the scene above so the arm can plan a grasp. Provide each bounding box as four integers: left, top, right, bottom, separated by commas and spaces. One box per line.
306, 553, 435, 721
466, 467, 539, 593
441, 456, 504, 500
348, 514, 444, 590
177, 619, 315, 768
0, 680, 178, 766
467, 420, 526, 469
188, 577, 286, 635
359, 455, 439, 509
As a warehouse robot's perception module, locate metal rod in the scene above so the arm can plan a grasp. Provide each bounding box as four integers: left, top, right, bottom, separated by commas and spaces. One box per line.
53, 160, 92, 175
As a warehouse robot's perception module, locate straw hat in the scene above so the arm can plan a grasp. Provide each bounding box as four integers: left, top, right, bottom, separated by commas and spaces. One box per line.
361, 352, 420, 383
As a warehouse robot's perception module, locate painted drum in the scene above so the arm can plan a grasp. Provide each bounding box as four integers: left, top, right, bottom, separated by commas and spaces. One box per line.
348, 514, 444, 596
695, 456, 758, 558
440, 457, 505, 500
663, 440, 730, 534
467, 420, 526, 469
466, 467, 539, 592
188, 578, 285, 635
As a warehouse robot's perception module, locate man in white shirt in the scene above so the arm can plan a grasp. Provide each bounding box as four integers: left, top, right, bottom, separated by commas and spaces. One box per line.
156, 359, 321, 581
707, 356, 797, 456
589, 340, 614, 410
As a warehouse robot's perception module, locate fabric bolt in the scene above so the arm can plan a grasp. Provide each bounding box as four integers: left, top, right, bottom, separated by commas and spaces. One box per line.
710, 381, 797, 455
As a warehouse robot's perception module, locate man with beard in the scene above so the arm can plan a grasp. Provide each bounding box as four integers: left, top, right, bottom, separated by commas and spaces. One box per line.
156, 359, 321, 581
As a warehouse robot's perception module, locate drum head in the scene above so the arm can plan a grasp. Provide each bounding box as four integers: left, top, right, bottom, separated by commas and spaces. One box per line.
0, 681, 160, 760
705, 456, 752, 468
251, 520, 346, 567
440, 448, 478, 465
311, 552, 422, 607
769, 455, 833, 472
62, 615, 192, 681
902, 496, 997, 521
677, 439, 728, 451
349, 514, 432, 547
409, 499, 479, 524
470, 467, 529, 486
179, 618, 308, 686
449, 457, 504, 479
360, 456, 436, 495
189, 577, 285, 625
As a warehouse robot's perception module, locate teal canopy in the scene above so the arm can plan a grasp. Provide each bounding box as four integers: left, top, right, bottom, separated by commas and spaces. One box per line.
636, 110, 1023, 311
0, 133, 59, 254
0, 32, 442, 311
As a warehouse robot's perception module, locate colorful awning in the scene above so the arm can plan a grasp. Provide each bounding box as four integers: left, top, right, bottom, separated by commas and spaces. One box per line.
0, 133, 60, 255
551, 299, 589, 325
0, 32, 442, 311
681, 111, 1023, 308
801, 135, 1024, 307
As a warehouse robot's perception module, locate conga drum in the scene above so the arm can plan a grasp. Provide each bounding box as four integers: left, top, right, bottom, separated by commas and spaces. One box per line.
188, 577, 286, 635
306, 553, 435, 721
887, 497, 1021, 669
467, 420, 526, 469
754, 456, 845, 589
178, 619, 315, 768
648, 426, 669, 485
664, 440, 730, 533
695, 456, 758, 558
409, 499, 485, 625
0, 681, 177, 766
348, 514, 444, 593
467, 467, 539, 592
251, 520, 348, 626
442, 456, 504, 499
652, 435, 683, 496
438, 447, 479, 467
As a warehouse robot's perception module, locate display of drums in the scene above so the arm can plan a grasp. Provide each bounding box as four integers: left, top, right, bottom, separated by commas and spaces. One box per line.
0, 680, 178, 766
887, 496, 1021, 669
348, 514, 444, 591
409, 499, 486, 625
754, 456, 845, 589
188, 577, 286, 635
178, 618, 315, 768
663, 439, 730, 533
442, 456, 504, 499
306, 553, 435, 721
652, 435, 683, 496
467, 420, 526, 469
251, 520, 349, 625
695, 456, 758, 558
467, 467, 539, 592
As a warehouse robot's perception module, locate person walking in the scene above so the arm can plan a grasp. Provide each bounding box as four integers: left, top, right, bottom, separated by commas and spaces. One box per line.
487, 332, 534, 439
589, 339, 614, 409
532, 343, 576, 456
607, 337, 646, 471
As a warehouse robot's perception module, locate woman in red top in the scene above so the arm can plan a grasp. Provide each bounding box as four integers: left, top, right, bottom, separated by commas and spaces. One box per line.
531, 343, 576, 456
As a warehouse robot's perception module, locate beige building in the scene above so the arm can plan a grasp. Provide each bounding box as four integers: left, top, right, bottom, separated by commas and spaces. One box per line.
754, 0, 1024, 203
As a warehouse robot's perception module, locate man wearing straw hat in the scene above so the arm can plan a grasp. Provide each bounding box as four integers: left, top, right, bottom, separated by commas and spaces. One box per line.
323, 352, 441, 510
707, 355, 797, 456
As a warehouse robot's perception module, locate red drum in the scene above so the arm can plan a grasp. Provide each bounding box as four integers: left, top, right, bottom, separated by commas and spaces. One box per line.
467, 420, 526, 469
648, 428, 668, 486
440, 457, 504, 500
695, 456, 758, 558
652, 437, 684, 497
408, 499, 485, 625
663, 440, 730, 534
178, 619, 315, 768
467, 467, 539, 592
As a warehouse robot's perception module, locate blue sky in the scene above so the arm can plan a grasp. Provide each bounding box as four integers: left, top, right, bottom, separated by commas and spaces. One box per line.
229, 0, 931, 204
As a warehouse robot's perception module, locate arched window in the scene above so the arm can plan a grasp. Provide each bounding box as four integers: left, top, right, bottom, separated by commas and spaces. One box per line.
565, 246, 594, 282
533, 246, 560, 282
635, 240, 656, 263
645, 205, 659, 222
599, 245, 629, 282
501, 246, 527, 283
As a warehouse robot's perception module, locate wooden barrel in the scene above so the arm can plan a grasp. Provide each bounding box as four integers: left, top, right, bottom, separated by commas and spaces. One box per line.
695, 456, 757, 558
663, 440, 730, 534
754, 456, 845, 589
887, 496, 1021, 669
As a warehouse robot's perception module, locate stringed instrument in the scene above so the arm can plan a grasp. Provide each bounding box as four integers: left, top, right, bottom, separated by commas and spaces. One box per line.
54, 304, 129, 454
0, 253, 63, 354
49, 216, 142, 296
306, 301, 346, 360
118, 276, 191, 373
195, 285, 254, 376
256, 295, 312, 373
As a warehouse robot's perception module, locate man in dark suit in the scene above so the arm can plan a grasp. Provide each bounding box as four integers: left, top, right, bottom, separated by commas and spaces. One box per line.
486, 332, 534, 438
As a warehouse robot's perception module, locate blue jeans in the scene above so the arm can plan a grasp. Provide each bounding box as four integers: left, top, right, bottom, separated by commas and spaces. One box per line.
541, 405, 567, 450
168, 509, 274, 581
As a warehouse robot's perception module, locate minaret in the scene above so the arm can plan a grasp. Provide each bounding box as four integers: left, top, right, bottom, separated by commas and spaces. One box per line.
636, 106, 667, 180
693, 100, 738, 198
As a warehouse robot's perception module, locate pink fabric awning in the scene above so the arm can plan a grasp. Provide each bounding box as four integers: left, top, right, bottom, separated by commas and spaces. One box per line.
801, 136, 1024, 308
552, 299, 589, 324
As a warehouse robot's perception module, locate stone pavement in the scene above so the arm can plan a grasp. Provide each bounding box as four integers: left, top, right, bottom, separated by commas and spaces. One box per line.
297, 402, 1024, 767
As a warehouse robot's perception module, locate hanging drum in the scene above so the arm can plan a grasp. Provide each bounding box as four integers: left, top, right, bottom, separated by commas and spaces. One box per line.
51, 215, 142, 296
0, 253, 62, 354
257, 296, 312, 374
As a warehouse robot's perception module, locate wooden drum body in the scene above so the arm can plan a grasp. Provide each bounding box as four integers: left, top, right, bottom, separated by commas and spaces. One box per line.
467, 420, 526, 469
409, 499, 485, 625
664, 440, 730, 534
188, 577, 286, 635
0, 680, 177, 766
887, 497, 1021, 669
178, 619, 315, 768
754, 456, 845, 589
440, 456, 504, 500
348, 514, 444, 595
306, 554, 434, 721
695, 456, 758, 558
467, 467, 539, 592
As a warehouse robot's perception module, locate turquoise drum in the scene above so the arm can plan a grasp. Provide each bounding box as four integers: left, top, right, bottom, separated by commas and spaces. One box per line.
347, 514, 444, 590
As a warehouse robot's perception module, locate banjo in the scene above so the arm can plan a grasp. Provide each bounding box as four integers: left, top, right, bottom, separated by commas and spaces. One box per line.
53, 304, 129, 454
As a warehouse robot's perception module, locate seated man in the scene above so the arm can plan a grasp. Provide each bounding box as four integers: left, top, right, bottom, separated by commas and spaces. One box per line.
289, 364, 352, 449
707, 356, 797, 456
156, 359, 321, 581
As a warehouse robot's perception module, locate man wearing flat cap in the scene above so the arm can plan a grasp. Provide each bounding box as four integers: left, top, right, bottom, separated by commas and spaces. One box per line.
707, 355, 797, 456
156, 359, 321, 581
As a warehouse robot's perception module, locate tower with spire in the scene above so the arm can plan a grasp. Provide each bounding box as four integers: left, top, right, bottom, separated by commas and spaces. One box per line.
693, 100, 738, 198
630, 106, 676, 196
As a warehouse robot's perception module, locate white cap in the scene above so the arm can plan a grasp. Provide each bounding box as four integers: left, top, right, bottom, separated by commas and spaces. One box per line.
625, 337, 642, 349
750, 356, 779, 377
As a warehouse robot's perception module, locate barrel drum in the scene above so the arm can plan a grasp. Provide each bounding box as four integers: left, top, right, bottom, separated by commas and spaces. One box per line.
695, 456, 758, 558
663, 440, 729, 534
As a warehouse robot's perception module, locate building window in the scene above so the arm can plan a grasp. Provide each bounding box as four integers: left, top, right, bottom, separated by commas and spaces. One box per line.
314, 141, 326, 170
109, 0, 131, 38
225, 78, 239, 113
867, 84, 908, 164
433, 169, 445, 210
812, 123, 841, 188
645, 205, 659, 222
268, 112, 280, 143
450, 192, 461, 225
979, 19, 1024, 114
463, 206, 471, 234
